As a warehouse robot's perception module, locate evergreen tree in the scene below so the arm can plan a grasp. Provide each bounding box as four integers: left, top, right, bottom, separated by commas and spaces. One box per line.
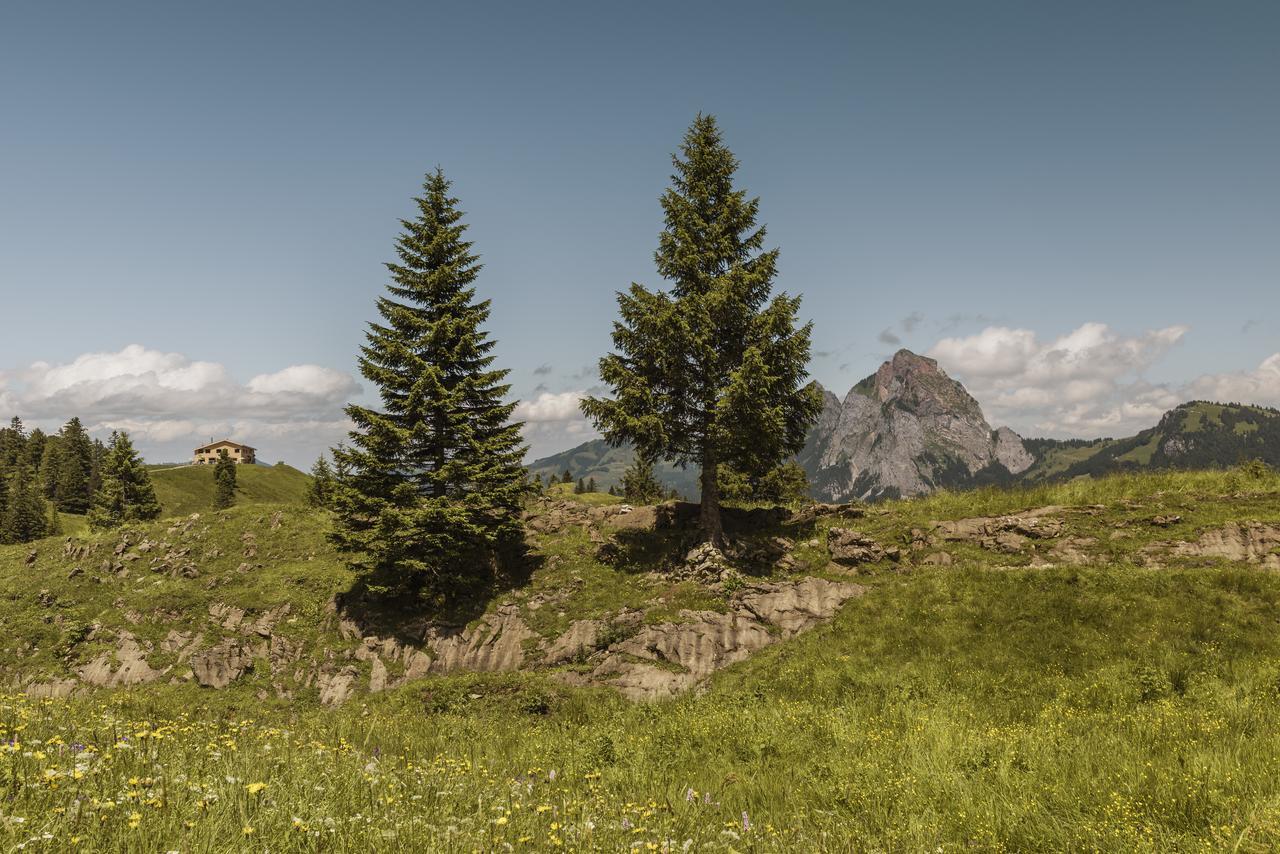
1, 416, 26, 471
89, 437, 108, 496
329, 169, 529, 597
1, 461, 51, 544
561, 469, 573, 484
46, 501, 62, 536
307, 456, 335, 508
587, 476, 597, 493
608, 484, 619, 496
39, 438, 62, 499
24, 428, 47, 470
88, 432, 161, 530
54, 418, 95, 514
213, 449, 237, 510
581, 115, 823, 545
620, 456, 664, 504
575, 477, 585, 494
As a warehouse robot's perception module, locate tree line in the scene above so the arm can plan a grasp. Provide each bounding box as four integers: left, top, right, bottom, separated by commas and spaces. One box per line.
323, 114, 820, 603
0, 416, 161, 543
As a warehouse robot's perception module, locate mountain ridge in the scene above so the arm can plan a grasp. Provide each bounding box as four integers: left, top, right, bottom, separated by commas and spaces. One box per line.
532, 351, 1279, 501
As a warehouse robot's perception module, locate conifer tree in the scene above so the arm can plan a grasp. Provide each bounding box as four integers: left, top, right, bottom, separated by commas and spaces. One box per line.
1, 461, 50, 544
620, 457, 664, 504
1, 416, 26, 471
54, 418, 95, 514
581, 115, 823, 546
88, 431, 161, 530
212, 450, 237, 510
24, 428, 46, 470
575, 477, 585, 494
39, 438, 62, 499
46, 501, 62, 536
89, 438, 108, 496
307, 456, 335, 508
329, 169, 529, 597
561, 470, 573, 484
587, 476, 597, 493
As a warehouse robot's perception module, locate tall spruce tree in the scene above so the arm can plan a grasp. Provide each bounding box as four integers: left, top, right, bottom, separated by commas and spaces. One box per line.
329, 168, 529, 597
581, 114, 823, 546
1, 461, 50, 544
54, 417, 95, 514
88, 431, 161, 530
212, 450, 237, 510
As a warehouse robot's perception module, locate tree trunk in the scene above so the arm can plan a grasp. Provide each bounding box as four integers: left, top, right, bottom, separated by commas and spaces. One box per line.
699, 447, 725, 548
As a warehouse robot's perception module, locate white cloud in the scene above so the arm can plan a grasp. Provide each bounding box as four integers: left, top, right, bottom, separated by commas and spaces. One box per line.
1187, 353, 1280, 408
514, 391, 587, 423
513, 391, 599, 460
927, 322, 1190, 437
3, 345, 360, 465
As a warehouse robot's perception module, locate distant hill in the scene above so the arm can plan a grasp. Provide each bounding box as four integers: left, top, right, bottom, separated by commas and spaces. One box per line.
527, 439, 700, 498
1022, 401, 1280, 481
150, 462, 312, 517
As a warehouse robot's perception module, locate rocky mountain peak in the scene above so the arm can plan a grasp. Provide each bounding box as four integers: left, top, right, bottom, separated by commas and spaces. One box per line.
860, 349, 983, 418
800, 350, 1032, 502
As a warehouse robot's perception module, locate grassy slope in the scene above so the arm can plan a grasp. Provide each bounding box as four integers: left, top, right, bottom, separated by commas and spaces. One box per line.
4, 467, 1280, 850
150, 463, 311, 517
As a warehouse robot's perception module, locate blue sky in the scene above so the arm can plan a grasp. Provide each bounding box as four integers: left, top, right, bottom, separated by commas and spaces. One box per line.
1, 1, 1278, 464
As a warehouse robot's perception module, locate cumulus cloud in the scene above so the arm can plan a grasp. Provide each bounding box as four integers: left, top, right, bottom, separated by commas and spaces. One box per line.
927, 322, 1190, 437
1187, 353, 1280, 408
512, 390, 599, 460
515, 391, 586, 423
3, 345, 359, 464
877, 328, 902, 346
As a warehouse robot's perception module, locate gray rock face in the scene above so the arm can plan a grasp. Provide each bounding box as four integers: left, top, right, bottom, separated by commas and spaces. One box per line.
571, 577, 866, 700
800, 350, 1032, 501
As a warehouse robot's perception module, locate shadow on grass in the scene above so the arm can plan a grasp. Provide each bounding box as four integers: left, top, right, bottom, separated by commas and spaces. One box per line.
600, 501, 825, 578
334, 536, 545, 646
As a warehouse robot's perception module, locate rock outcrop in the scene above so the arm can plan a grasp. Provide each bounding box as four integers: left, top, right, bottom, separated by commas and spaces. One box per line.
565, 577, 866, 700
798, 350, 1032, 502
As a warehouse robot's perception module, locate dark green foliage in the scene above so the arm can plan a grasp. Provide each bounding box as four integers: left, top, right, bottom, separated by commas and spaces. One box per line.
620, 457, 664, 504
330, 169, 529, 599
88, 431, 161, 530
720, 460, 810, 504
39, 439, 62, 499
307, 456, 335, 508
561, 470, 573, 485
586, 477, 596, 494
213, 450, 237, 510
1, 461, 52, 544
53, 417, 95, 514
581, 115, 823, 544
575, 477, 585, 494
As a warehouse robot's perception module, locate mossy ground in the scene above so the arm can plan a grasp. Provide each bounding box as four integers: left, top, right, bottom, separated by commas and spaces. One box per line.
4, 467, 1280, 850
